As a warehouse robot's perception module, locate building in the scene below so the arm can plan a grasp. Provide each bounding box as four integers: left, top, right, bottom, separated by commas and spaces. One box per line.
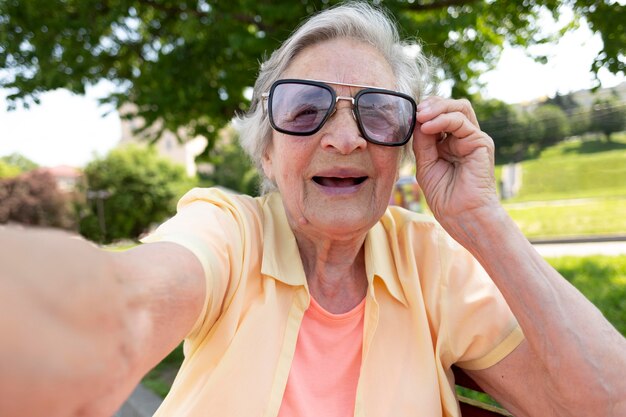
118, 103, 207, 177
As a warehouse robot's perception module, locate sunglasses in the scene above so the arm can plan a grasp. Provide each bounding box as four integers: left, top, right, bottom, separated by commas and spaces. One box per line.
262, 79, 417, 146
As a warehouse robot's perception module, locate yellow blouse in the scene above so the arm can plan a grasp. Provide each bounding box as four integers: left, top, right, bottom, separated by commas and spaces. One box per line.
142, 187, 523, 417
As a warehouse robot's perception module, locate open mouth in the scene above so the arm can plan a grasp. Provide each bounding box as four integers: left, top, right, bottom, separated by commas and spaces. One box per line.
312, 176, 368, 187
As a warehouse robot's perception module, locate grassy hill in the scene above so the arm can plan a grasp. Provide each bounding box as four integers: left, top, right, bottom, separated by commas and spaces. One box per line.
509, 134, 626, 202
500, 133, 626, 239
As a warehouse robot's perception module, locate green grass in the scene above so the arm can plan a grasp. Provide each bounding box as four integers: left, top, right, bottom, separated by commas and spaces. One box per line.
513, 151, 626, 201
101, 241, 138, 251
504, 197, 626, 239
493, 134, 626, 238
458, 254, 626, 407
505, 135, 626, 203
142, 343, 185, 398
548, 255, 626, 336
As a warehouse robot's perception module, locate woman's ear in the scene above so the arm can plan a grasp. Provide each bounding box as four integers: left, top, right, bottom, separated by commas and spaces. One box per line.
261, 145, 275, 182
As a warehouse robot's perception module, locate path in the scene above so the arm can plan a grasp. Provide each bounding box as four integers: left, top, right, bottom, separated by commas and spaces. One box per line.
113, 384, 161, 417
532, 239, 626, 257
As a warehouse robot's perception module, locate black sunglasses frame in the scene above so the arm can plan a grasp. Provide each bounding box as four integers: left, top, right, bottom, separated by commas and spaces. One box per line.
264, 79, 417, 147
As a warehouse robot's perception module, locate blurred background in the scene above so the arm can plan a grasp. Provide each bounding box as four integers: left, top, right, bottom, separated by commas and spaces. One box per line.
1, 0, 625, 409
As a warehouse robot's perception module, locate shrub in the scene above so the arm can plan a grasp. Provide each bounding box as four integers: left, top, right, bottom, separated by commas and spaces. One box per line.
79, 144, 194, 243
0, 169, 76, 229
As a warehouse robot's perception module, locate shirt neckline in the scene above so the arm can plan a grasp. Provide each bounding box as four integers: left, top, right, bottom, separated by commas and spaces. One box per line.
308, 295, 366, 321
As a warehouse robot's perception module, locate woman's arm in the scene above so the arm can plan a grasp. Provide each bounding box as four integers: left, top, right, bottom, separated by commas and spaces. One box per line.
413, 97, 626, 416
0, 227, 204, 417
453, 205, 626, 416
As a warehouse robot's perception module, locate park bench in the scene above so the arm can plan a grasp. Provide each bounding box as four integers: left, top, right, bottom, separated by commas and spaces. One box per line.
453, 366, 513, 416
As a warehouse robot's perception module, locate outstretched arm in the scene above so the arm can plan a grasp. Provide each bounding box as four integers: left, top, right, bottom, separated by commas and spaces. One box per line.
0, 227, 204, 417
413, 97, 626, 416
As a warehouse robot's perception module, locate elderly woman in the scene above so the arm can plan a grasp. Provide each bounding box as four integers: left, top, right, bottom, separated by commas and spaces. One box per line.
2, 3, 625, 417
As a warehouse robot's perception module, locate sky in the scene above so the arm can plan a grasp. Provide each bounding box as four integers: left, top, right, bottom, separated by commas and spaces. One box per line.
0, 15, 624, 168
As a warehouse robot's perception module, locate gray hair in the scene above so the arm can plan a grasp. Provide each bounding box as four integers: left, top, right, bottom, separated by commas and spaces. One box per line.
235, 1, 433, 194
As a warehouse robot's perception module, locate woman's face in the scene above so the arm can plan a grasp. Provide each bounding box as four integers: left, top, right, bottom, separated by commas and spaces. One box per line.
262, 37, 404, 241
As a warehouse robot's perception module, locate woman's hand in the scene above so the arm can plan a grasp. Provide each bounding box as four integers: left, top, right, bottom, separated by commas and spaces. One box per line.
412, 96, 501, 230
411, 98, 626, 417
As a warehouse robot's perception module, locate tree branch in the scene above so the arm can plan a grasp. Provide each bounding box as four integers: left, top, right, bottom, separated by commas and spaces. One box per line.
402, 0, 479, 12
134, 0, 272, 32
135, 0, 205, 18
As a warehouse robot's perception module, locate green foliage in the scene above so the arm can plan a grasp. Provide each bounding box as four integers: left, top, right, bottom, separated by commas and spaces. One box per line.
1, 0, 624, 156
545, 92, 589, 136
200, 128, 260, 196
532, 104, 570, 149
142, 343, 185, 398
0, 160, 21, 178
80, 144, 194, 243
474, 96, 605, 163
590, 98, 626, 142
545, 92, 580, 114
0, 153, 39, 172
474, 98, 527, 162
567, 108, 591, 138
548, 255, 626, 336
0, 153, 39, 178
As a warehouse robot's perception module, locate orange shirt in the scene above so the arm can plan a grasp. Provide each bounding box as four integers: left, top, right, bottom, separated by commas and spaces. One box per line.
277, 296, 366, 417
142, 188, 524, 417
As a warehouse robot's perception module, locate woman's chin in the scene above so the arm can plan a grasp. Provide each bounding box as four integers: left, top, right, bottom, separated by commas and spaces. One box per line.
299, 209, 380, 240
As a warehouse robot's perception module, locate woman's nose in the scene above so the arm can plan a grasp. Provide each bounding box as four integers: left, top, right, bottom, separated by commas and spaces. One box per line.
319, 105, 367, 154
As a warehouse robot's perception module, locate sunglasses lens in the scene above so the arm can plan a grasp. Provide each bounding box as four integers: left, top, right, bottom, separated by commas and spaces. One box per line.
357, 92, 415, 145
270, 83, 333, 134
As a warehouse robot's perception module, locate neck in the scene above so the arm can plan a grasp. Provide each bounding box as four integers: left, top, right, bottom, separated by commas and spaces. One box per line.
294, 231, 368, 313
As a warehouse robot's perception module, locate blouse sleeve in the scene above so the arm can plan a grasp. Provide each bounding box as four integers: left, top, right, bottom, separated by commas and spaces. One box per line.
140, 188, 249, 341
436, 231, 525, 371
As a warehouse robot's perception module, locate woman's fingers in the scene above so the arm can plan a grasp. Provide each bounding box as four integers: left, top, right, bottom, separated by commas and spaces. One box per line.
417, 96, 480, 128
414, 97, 494, 159
411, 96, 500, 222
412, 121, 440, 163
418, 111, 477, 140
412, 96, 496, 178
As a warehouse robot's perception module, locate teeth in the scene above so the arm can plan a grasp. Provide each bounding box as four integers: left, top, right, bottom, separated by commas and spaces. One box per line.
313, 177, 367, 187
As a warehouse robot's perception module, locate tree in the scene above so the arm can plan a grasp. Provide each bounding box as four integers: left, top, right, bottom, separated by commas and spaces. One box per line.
473, 98, 527, 163
0, 153, 39, 178
0, 160, 21, 179
545, 92, 589, 137
0, 169, 76, 228
1, 1, 624, 156
533, 104, 570, 149
79, 144, 193, 243
0, 153, 39, 172
521, 110, 545, 158
590, 98, 626, 142
197, 125, 261, 195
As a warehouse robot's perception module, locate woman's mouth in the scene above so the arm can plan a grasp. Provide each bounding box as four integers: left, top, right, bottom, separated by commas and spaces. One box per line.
312, 176, 368, 187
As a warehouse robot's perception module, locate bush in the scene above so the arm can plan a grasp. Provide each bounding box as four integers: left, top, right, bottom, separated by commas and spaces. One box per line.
0, 160, 21, 179
0, 169, 76, 229
80, 144, 194, 243
590, 98, 626, 142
